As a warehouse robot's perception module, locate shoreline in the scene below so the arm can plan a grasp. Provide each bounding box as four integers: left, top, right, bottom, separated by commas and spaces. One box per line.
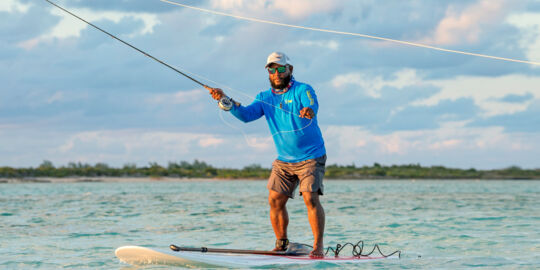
1, 177, 537, 183
0, 177, 223, 184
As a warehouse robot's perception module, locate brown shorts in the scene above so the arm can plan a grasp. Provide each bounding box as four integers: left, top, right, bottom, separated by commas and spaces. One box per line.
267, 155, 326, 198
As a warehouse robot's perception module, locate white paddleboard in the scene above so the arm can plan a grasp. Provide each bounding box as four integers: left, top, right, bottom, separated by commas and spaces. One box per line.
115, 245, 396, 268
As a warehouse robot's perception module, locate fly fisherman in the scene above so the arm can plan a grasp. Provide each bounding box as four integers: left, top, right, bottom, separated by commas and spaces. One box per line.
205, 52, 327, 258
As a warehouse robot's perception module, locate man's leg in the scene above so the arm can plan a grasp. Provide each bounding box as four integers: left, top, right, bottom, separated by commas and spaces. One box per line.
302, 192, 325, 257
268, 189, 289, 249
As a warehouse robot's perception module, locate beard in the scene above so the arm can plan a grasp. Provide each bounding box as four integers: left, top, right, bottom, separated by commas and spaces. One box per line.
269, 74, 292, 90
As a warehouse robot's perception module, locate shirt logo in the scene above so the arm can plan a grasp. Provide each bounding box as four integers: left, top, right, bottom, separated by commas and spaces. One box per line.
306, 90, 314, 105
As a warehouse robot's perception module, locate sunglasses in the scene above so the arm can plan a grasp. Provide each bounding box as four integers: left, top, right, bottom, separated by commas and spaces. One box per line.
267, 66, 287, 74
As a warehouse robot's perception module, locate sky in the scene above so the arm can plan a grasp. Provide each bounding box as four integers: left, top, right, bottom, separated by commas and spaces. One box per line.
1, 0, 539, 169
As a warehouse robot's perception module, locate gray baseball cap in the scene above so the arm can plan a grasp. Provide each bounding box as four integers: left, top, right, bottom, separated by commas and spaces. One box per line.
265, 52, 291, 68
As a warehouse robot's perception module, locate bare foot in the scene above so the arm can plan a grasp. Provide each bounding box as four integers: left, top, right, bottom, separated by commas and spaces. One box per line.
309, 247, 325, 258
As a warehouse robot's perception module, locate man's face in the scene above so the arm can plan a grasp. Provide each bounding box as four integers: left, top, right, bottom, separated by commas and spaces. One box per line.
268, 63, 292, 89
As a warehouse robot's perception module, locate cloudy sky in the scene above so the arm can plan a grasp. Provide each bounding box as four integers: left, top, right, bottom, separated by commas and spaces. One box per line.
1, 0, 539, 169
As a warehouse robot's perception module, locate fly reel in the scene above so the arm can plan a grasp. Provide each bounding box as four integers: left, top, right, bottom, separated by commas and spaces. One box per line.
218, 96, 234, 111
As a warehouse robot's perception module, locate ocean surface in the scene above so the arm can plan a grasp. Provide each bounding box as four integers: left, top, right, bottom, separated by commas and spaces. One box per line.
1, 179, 538, 269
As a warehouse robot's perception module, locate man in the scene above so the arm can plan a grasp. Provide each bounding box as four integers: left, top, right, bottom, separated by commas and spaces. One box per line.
205, 52, 327, 257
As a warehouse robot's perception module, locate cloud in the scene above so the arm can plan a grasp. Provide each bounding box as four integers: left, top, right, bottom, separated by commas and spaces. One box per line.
322, 121, 540, 169
322, 69, 539, 133
3, 122, 539, 169
198, 137, 224, 147
507, 12, 540, 66
46, 91, 64, 104
471, 99, 540, 132
270, 0, 341, 20
3, 0, 540, 170
18, 5, 160, 49
0, 128, 277, 168
428, 139, 461, 150
382, 98, 479, 131
319, 69, 452, 131
57, 130, 218, 161
414, 74, 540, 117
497, 93, 534, 103
17, 38, 40, 50
298, 40, 339, 51
146, 89, 205, 105
422, 0, 511, 45
210, 0, 342, 20
0, 3, 59, 45
0, 0, 30, 13
330, 69, 422, 98
45, 0, 174, 13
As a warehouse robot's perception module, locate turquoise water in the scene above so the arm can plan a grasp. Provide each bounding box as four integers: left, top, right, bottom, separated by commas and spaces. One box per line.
1, 180, 539, 269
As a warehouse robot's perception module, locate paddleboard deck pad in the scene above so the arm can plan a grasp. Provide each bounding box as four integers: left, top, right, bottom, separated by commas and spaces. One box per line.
115, 245, 397, 268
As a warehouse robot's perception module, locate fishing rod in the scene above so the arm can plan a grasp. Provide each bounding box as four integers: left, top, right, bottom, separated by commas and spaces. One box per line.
42, 0, 305, 116
45, 0, 241, 110
44, 0, 312, 138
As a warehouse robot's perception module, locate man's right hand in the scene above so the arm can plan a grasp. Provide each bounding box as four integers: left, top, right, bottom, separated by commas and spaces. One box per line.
204, 85, 225, 100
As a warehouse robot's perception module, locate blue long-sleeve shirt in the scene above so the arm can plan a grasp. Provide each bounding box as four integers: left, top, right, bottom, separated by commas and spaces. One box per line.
230, 80, 326, 162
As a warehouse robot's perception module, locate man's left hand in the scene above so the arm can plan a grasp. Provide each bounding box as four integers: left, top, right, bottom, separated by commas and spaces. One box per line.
299, 107, 315, 119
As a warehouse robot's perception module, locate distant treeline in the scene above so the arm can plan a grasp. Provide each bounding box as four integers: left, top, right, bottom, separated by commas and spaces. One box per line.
1, 160, 539, 179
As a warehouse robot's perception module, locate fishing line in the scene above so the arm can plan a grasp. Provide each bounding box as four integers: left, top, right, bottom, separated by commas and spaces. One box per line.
302, 240, 401, 258
44, 0, 313, 144
161, 0, 540, 67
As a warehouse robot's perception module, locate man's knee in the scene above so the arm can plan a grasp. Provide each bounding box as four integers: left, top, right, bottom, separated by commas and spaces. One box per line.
302, 192, 321, 209
269, 190, 288, 209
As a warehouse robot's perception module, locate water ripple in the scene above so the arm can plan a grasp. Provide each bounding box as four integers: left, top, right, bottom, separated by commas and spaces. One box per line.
0, 180, 537, 269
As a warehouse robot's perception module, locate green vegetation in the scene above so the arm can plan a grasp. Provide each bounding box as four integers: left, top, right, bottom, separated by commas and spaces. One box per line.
1, 160, 538, 180
325, 163, 539, 179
